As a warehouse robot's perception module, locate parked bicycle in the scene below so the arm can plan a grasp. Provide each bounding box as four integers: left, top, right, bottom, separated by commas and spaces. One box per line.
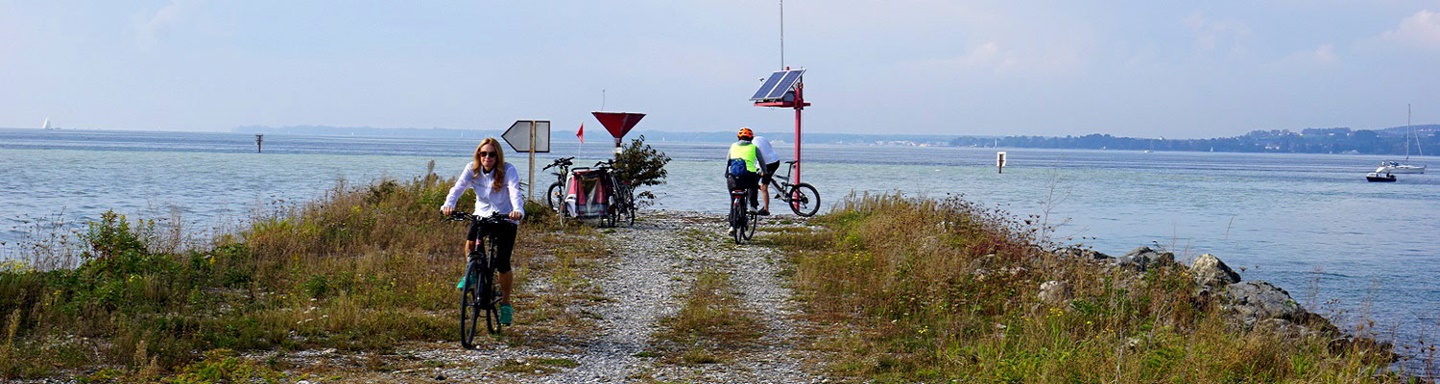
594, 159, 637, 226
541, 156, 575, 213
444, 211, 516, 347
764, 160, 821, 217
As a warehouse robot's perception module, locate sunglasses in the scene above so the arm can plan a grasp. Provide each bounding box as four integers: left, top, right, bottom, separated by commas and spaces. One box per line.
479, 151, 497, 158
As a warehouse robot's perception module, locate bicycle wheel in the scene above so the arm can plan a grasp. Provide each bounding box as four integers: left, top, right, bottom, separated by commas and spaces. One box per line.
741, 196, 758, 241
730, 196, 746, 244
483, 239, 504, 335
546, 182, 564, 212
788, 183, 821, 217
603, 193, 619, 228
481, 272, 501, 335
622, 186, 636, 226
459, 267, 481, 349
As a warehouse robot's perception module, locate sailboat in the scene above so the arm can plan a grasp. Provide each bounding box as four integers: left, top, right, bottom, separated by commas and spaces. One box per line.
1380, 104, 1425, 174
42, 117, 54, 130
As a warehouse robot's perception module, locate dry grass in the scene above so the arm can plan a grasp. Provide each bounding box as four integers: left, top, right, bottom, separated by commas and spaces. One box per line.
0, 164, 610, 381
654, 268, 761, 366
771, 192, 1406, 383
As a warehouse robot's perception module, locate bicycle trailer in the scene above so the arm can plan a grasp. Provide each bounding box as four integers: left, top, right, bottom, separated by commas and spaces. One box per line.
564, 167, 615, 219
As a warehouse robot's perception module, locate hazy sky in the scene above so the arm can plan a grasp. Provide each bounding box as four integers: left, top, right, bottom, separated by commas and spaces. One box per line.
5, 1, 1439, 138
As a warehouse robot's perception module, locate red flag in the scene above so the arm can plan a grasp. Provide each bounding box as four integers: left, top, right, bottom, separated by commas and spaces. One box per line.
576, 123, 584, 144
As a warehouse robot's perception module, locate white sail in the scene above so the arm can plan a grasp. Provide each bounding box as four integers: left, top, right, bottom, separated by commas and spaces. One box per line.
42, 118, 51, 130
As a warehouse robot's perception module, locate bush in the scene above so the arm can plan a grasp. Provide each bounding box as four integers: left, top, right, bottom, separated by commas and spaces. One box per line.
612, 135, 671, 203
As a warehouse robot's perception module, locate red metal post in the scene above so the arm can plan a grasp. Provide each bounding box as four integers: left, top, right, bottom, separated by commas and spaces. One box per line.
793, 82, 803, 184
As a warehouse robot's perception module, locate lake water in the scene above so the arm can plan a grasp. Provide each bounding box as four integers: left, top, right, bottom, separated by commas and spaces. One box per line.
3, 128, 1439, 361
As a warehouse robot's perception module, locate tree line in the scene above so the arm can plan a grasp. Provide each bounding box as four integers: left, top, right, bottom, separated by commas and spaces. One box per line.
949, 125, 1438, 155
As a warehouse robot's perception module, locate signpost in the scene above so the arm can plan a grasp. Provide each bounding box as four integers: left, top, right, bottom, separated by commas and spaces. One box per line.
591, 112, 645, 156
501, 120, 551, 202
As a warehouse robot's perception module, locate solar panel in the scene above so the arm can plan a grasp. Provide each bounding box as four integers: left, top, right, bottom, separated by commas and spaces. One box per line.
750, 71, 786, 100
765, 69, 805, 100
749, 68, 805, 101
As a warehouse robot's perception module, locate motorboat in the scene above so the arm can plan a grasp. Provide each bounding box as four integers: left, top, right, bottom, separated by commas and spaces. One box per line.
1367, 167, 1397, 182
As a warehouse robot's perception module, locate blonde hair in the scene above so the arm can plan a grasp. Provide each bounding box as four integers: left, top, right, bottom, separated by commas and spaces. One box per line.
471, 138, 506, 192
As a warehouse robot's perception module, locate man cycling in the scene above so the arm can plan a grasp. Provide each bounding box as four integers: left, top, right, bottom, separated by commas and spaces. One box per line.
726, 127, 766, 232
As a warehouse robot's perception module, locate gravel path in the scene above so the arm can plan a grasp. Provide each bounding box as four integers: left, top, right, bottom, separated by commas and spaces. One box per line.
381, 211, 830, 383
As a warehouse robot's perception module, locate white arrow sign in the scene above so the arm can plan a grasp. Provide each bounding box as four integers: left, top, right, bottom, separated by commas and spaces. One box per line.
502, 120, 551, 153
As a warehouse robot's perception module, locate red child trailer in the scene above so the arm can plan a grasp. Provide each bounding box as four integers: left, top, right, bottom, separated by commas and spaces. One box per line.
559, 112, 644, 226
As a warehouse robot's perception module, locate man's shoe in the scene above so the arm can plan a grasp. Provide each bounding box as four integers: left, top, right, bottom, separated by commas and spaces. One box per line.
758, 209, 770, 216
499, 304, 514, 326
456, 275, 468, 290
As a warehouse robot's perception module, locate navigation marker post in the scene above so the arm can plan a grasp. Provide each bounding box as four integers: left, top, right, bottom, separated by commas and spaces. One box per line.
502, 120, 551, 202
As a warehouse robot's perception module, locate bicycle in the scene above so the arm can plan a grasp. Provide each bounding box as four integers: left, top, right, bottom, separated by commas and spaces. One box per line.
444, 211, 516, 348
541, 156, 575, 214
763, 160, 821, 217
726, 175, 760, 244
593, 160, 636, 226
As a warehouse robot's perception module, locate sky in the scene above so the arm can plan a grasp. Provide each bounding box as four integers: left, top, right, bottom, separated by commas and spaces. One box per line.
4, 1, 1440, 139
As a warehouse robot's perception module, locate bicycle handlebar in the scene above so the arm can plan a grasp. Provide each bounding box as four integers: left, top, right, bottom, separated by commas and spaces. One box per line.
444, 211, 516, 227
542, 157, 575, 170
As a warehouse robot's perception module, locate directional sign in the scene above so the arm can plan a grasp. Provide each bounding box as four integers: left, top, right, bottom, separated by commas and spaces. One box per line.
502, 120, 550, 153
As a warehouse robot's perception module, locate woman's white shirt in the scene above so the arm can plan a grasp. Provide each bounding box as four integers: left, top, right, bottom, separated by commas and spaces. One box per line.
442, 162, 525, 219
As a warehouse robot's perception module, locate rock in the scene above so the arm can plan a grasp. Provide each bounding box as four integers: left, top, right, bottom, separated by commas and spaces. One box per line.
1056, 246, 1112, 261
1190, 253, 1241, 288
1116, 246, 1175, 272
1220, 281, 1336, 337
1037, 280, 1072, 307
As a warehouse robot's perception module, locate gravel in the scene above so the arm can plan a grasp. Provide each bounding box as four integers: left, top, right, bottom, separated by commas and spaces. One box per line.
361, 210, 832, 383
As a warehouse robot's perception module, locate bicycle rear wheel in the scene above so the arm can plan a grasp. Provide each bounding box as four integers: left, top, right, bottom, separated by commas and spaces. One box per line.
459, 268, 481, 349
788, 183, 821, 217
742, 208, 758, 240
622, 186, 636, 226
730, 196, 746, 244
546, 182, 564, 212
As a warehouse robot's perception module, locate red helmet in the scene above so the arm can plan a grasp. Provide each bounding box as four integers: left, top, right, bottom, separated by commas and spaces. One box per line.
737, 127, 754, 140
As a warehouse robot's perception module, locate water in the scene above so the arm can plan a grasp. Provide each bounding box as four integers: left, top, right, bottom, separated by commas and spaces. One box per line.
4, 128, 1439, 357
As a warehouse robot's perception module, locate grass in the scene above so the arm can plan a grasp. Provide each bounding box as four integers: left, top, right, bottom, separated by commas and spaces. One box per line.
654, 268, 761, 366
0, 163, 607, 381
769, 192, 1407, 383
0, 168, 1416, 382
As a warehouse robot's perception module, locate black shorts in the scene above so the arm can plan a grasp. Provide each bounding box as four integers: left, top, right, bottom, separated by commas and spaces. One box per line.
466, 220, 518, 273
761, 162, 780, 185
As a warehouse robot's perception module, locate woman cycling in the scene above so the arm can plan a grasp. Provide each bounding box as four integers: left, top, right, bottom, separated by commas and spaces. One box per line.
440, 137, 524, 326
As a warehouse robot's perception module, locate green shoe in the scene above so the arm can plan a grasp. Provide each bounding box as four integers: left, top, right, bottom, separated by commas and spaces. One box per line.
456, 275, 468, 290
499, 304, 513, 326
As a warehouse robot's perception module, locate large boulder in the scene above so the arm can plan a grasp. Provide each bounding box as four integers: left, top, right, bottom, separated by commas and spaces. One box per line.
1190, 253, 1241, 288
1116, 246, 1175, 272
1221, 281, 1337, 336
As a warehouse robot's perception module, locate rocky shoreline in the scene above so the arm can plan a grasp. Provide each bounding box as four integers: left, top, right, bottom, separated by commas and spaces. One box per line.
1051, 246, 1394, 360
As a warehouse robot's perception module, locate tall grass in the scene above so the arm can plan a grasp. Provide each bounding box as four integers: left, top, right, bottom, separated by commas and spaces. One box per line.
770, 193, 1404, 383
0, 164, 590, 381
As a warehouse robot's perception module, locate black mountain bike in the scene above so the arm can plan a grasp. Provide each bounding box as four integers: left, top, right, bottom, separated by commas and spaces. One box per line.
445, 211, 515, 348
542, 156, 575, 213
764, 160, 821, 217
728, 181, 759, 244
594, 160, 636, 226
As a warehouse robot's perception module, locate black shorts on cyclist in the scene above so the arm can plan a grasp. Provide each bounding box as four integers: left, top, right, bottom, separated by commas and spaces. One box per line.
466, 221, 517, 273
